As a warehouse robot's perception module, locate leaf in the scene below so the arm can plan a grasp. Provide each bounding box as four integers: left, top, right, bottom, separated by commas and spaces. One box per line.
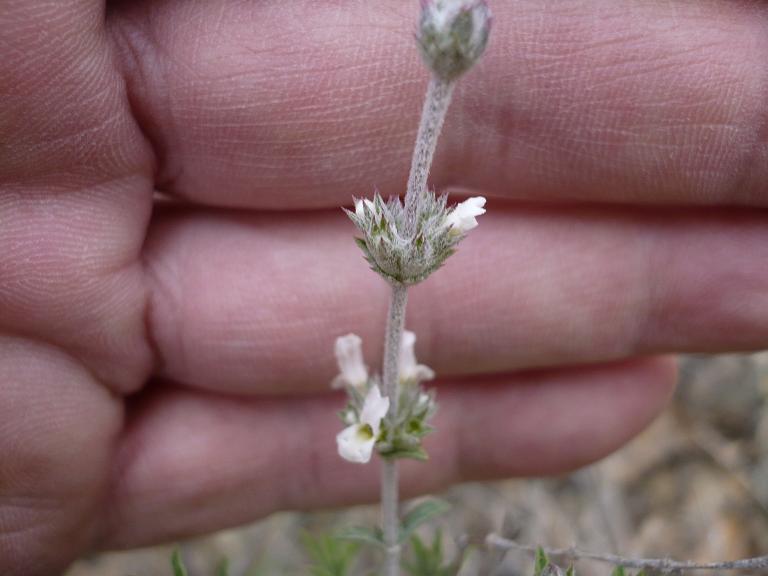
170, 550, 188, 576
403, 530, 465, 576
399, 499, 452, 543
534, 547, 549, 576
403, 533, 441, 576
302, 532, 360, 576
611, 567, 626, 576
336, 526, 385, 549
566, 565, 575, 576
216, 557, 230, 576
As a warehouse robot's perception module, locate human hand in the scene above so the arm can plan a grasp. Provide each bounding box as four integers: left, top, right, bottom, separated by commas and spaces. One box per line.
2, 1, 766, 574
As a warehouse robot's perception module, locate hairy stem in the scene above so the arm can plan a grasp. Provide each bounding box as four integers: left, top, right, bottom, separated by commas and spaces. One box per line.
381, 283, 408, 576
403, 76, 455, 235
381, 459, 400, 576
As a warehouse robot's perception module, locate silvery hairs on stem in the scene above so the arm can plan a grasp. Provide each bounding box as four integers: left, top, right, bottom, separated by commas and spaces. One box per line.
333, 0, 491, 465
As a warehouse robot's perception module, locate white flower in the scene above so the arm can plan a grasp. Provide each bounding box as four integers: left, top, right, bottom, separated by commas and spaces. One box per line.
445, 196, 486, 235
332, 334, 368, 389
399, 330, 435, 384
337, 385, 390, 463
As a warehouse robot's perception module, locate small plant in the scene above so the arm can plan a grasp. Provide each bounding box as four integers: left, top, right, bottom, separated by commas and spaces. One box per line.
303, 533, 361, 576
403, 531, 467, 576
166, 2, 768, 575
331, 1, 492, 575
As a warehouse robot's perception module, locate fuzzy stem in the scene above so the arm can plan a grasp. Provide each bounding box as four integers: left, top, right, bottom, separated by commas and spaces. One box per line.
381, 283, 408, 576
381, 459, 400, 576
403, 76, 455, 236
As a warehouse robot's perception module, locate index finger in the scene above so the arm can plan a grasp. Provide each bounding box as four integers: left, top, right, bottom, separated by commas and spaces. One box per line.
108, 0, 768, 209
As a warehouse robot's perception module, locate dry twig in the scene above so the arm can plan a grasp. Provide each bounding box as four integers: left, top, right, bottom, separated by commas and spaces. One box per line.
486, 534, 768, 572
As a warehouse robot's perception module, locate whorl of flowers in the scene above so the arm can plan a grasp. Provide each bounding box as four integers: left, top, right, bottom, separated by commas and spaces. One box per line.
346, 193, 486, 286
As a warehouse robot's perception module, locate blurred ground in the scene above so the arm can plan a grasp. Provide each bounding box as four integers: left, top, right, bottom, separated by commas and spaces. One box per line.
67, 353, 768, 576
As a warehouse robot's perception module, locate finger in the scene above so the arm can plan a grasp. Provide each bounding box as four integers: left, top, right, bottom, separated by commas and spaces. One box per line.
0, 336, 122, 576
103, 356, 675, 548
108, 0, 768, 209
143, 204, 768, 394
0, 0, 155, 391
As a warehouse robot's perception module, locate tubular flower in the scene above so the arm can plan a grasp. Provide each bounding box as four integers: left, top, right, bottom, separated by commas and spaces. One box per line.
332, 333, 368, 389
399, 330, 435, 384
337, 385, 390, 463
445, 196, 486, 234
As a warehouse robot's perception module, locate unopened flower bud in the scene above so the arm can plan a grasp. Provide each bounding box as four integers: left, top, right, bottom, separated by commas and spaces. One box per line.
417, 0, 492, 81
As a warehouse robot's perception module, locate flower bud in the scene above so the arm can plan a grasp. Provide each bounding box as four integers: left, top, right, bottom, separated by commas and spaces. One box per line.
417, 0, 492, 81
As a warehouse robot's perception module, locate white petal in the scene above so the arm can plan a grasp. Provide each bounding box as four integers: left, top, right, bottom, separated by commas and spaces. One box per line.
359, 385, 390, 435
399, 330, 435, 383
334, 333, 368, 388
399, 331, 418, 380
446, 196, 487, 234
336, 424, 376, 464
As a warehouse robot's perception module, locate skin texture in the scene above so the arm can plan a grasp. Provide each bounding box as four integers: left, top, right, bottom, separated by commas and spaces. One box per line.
0, 0, 767, 573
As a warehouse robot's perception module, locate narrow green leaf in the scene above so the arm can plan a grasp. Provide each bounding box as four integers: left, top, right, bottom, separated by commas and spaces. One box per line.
565, 565, 575, 576
336, 526, 385, 549
399, 499, 451, 543
611, 567, 626, 576
534, 547, 549, 576
170, 549, 189, 576
302, 532, 360, 576
216, 557, 230, 576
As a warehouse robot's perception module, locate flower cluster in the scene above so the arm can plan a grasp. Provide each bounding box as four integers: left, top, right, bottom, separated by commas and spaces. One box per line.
347, 192, 486, 286
334, 332, 437, 464
417, 0, 492, 81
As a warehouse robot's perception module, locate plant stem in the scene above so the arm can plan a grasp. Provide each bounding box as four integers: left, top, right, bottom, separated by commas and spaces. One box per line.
381, 283, 408, 576
403, 76, 455, 235
380, 72, 452, 576
381, 459, 400, 576
486, 534, 768, 572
